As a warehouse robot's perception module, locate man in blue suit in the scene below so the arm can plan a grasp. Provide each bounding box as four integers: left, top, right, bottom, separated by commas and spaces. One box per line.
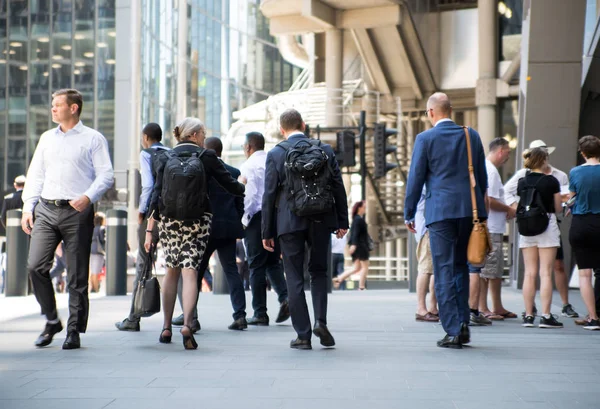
262, 109, 349, 350
404, 93, 488, 349
185, 136, 248, 331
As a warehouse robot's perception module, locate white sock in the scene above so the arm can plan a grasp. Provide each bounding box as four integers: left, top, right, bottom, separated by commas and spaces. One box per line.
543, 314, 552, 319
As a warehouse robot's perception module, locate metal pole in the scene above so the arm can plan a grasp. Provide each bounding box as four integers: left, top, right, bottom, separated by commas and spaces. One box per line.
105, 209, 128, 296
407, 232, 417, 293
359, 110, 366, 201
5, 210, 29, 297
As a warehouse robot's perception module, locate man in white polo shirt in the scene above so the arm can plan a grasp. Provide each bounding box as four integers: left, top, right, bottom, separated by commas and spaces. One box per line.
478, 138, 516, 320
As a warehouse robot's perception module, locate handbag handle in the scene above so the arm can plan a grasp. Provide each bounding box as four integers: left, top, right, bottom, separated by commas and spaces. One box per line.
463, 126, 479, 224
143, 244, 158, 280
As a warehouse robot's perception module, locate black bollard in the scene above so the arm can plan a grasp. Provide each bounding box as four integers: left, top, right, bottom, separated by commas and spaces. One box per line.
5, 209, 29, 296
105, 209, 127, 295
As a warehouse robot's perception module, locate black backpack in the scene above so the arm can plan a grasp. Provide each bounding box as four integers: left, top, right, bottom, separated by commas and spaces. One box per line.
160, 148, 208, 220
516, 173, 550, 236
278, 138, 335, 217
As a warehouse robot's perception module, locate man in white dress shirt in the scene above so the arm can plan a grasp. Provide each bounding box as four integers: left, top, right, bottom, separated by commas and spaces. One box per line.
22, 89, 114, 349
239, 132, 289, 326
504, 139, 579, 319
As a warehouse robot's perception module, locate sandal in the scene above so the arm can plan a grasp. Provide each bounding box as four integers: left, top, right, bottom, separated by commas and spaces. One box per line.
181, 325, 198, 350
482, 312, 505, 321
494, 311, 518, 319
159, 327, 172, 344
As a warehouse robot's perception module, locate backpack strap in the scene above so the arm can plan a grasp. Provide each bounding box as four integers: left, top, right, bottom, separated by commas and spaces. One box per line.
522, 173, 548, 213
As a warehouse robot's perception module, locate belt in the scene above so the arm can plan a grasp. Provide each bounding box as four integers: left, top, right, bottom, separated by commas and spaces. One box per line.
41, 198, 71, 207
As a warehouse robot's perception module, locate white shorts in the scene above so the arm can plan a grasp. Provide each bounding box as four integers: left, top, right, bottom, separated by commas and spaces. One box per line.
519, 214, 561, 249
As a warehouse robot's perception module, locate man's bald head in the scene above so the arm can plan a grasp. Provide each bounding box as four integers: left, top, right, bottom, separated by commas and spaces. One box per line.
427, 92, 452, 116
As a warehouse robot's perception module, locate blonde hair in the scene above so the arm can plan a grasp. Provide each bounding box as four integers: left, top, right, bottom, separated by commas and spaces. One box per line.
523, 147, 548, 170
173, 117, 205, 142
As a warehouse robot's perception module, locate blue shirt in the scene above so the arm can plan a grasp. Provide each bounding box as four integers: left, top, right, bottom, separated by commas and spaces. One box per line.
23, 121, 114, 213
415, 187, 427, 242
139, 143, 168, 213
569, 164, 600, 215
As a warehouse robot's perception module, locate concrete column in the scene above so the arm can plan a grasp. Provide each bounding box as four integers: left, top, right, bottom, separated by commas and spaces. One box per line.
126, 0, 141, 252
176, 0, 189, 121
511, 0, 586, 287
325, 29, 343, 127
362, 92, 378, 254
476, 0, 498, 151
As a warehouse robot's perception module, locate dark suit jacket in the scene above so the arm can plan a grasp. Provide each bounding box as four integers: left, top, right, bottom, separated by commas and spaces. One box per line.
262, 133, 349, 239
404, 121, 488, 226
208, 161, 245, 240
1, 189, 23, 228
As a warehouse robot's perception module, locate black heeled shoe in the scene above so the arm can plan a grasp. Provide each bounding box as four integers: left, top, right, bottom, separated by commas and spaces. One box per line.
181, 325, 198, 350
159, 327, 172, 344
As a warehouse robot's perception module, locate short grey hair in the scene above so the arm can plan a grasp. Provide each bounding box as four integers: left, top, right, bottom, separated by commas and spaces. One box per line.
173, 117, 205, 142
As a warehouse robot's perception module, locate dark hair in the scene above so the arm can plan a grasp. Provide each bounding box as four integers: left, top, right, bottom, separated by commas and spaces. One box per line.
489, 137, 509, 152
523, 147, 548, 170
204, 136, 223, 157
280, 109, 304, 132
351, 201, 365, 219
142, 122, 163, 142
246, 131, 265, 151
52, 88, 83, 116
579, 135, 600, 159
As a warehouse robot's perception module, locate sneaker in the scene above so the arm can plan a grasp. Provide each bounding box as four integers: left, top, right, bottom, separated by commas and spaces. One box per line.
561, 304, 579, 318
521, 304, 538, 318
469, 312, 492, 326
583, 318, 600, 331
522, 315, 535, 327
539, 315, 563, 329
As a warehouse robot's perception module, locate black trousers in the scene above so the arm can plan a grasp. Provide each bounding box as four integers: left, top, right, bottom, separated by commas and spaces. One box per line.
128, 215, 160, 322
197, 237, 247, 320
279, 222, 330, 340
28, 202, 94, 333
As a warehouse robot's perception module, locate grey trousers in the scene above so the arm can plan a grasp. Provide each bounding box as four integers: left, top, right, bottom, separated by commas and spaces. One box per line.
28, 201, 94, 333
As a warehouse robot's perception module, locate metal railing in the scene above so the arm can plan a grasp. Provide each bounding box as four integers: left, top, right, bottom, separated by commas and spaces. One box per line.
343, 256, 409, 281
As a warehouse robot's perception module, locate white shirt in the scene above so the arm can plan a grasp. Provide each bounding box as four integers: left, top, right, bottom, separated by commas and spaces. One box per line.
504, 165, 568, 206
22, 121, 114, 213
331, 233, 346, 254
434, 118, 453, 127
486, 159, 507, 234
415, 187, 427, 242
239, 150, 267, 227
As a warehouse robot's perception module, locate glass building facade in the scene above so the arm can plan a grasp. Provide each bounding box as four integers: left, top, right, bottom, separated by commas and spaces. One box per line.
139, 0, 301, 145
0, 0, 116, 193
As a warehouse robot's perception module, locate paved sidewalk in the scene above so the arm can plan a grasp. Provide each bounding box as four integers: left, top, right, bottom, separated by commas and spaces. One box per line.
0, 288, 599, 409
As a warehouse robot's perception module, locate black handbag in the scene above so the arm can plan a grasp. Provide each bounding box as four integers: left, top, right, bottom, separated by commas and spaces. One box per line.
133, 245, 161, 318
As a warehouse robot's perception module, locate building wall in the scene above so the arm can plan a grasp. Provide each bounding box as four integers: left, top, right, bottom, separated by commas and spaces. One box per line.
0, 0, 116, 193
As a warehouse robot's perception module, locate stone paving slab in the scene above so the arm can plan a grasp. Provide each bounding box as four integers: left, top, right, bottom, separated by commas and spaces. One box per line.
0, 288, 599, 409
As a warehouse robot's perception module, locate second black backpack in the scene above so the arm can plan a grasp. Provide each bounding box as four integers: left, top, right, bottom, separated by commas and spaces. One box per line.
278, 138, 335, 217
160, 148, 207, 220
516, 173, 550, 237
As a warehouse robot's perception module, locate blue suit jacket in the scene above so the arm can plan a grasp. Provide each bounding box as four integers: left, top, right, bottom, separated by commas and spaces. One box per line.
208, 161, 245, 240
262, 134, 349, 239
404, 121, 488, 227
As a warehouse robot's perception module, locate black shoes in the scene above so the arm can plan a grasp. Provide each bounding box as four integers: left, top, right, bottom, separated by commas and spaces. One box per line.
459, 323, 470, 345
561, 304, 579, 318
172, 314, 184, 326
34, 321, 63, 347
247, 315, 269, 326
228, 317, 248, 331
437, 334, 462, 349
159, 327, 172, 344
190, 319, 201, 333
115, 318, 140, 332
290, 338, 312, 350
522, 315, 535, 327
275, 301, 290, 323
313, 322, 335, 347
539, 315, 563, 329
62, 332, 81, 350
181, 325, 198, 350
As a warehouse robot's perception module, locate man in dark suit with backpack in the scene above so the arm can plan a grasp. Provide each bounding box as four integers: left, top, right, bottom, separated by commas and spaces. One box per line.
262, 109, 349, 350
187, 137, 249, 330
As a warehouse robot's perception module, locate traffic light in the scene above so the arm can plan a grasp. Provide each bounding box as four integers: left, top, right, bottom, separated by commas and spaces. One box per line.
335, 130, 356, 167
374, 123, 398, 178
